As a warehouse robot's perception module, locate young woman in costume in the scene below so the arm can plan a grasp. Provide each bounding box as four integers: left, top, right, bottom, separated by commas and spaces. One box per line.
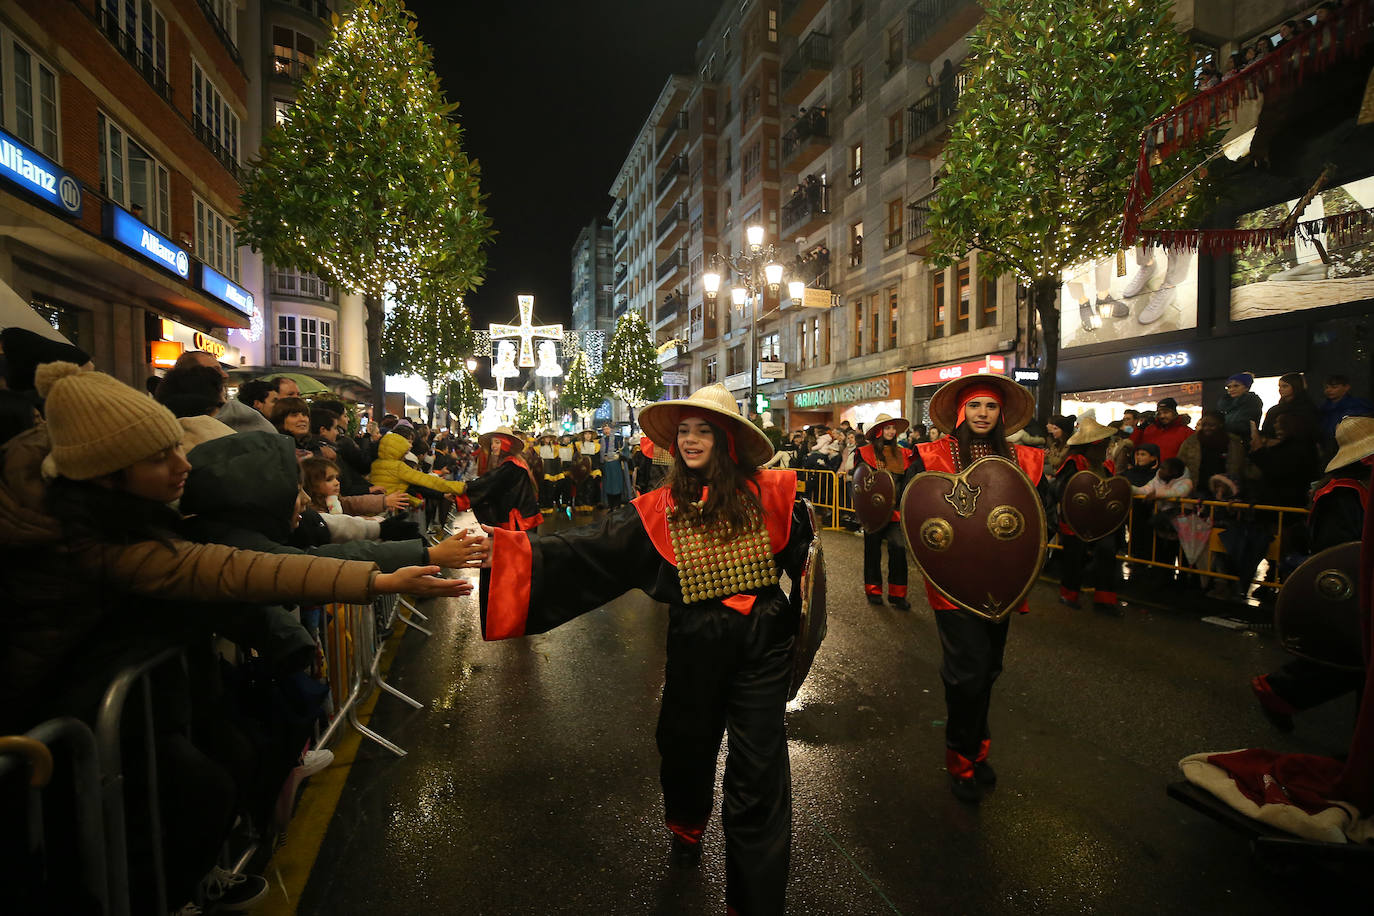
477, 383, 813, 916
912, 376, 1044, 803
571, 428, 603, 512
1051, 412, 1124, 614
855, 414, 916, 608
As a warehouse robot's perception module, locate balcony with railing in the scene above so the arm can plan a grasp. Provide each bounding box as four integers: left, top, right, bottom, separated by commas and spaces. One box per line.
657, 201, 688, 246
657, 111, 690, 161
192, 117, 244, 182
781, 0, 827, 35
270, 266, 335, 302
906, 0, 982, 62
614, 229, 628, 254
907, 68, 968, 158
795, 248, 832, 290
610, 197, 626, 225
656, 247, 688, 284
271, 55, 314, 82
885, 226, 904, 251
781, 107, 831, 172
781, 32, 832, 105
907, 192, 936, 255
781, 180, 831, 239
656, 291, 684, 325
93, 6, 173, 102
656, 154, 688, 200
195, 0, 241, 63
848, 238, 863, 269
614, 262, 629, 288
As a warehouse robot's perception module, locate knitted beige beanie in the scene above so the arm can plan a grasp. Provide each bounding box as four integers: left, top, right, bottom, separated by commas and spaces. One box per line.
35, 361, 184, 480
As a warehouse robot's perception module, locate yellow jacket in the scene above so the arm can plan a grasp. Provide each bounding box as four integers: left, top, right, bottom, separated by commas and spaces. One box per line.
370, 433, 467, 501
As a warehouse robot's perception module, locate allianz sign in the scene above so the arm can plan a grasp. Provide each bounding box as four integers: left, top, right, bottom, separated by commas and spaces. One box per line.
0, 129, 83, 217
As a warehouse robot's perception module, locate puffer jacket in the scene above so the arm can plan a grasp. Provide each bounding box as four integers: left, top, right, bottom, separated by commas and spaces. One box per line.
0, 427, 381, 727
371, 432, 467, 502
180, 431, 426, 571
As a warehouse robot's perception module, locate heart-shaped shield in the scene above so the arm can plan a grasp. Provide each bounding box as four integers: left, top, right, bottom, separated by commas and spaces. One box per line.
900, 456, 1046, 621
1275, 541, 1364, 671
1059, 470, 1133, 542
853, 464, 898, 533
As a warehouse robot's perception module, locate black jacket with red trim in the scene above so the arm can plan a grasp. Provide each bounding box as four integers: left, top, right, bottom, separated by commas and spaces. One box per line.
467, 457, 542, 531
478, 469, 810, 640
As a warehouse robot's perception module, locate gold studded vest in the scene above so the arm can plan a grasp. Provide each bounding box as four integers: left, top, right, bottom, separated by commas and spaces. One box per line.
667, 504, 779, 604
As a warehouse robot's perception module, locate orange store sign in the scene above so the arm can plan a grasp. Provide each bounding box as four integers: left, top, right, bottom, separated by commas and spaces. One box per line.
910, 355, 1006, 387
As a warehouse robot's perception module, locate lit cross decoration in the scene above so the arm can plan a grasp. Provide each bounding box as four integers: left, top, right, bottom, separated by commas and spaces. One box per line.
489, 295, 563, 368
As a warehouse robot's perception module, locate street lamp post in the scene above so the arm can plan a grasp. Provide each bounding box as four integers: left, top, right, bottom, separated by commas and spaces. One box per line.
702, 224, 805, 418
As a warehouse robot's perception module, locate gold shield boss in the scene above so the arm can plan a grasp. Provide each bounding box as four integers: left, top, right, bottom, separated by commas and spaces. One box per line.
1059, 470, 1133, 542
853, 464, 898, 534
900, 456, 1047, 622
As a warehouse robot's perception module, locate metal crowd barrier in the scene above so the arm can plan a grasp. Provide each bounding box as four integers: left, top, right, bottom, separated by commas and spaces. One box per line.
1, 717, 109, 915
792, 467, 846, 530
316, 592, 428, 758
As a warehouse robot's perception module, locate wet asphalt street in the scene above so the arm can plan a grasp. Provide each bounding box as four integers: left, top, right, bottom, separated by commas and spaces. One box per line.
298, 512, 1363, 915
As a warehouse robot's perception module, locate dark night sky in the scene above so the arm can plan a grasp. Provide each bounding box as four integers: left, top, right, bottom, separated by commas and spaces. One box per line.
407, 0, 726, 339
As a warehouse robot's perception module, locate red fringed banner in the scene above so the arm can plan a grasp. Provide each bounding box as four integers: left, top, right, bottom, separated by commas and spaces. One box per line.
1122, 0, 1374, 246
1139, 204, 1374, 254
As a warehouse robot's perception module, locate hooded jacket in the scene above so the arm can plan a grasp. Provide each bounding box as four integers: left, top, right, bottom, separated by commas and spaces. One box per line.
371, 432, 467, 502
0, 427, 380, 728
180, 431, 425, 571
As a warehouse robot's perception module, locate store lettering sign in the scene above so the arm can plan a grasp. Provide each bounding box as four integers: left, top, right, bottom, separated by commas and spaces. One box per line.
199, 264, 254, 316
192, 332, 227, 359
910, 355, 1007, 387
1128, 350, 1190, 377
104, 205, 189, 278
0, 128, 82, 217
791, 377, 890, 409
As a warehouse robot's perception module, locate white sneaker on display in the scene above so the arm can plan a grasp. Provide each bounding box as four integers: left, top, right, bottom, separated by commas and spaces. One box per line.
1270, 261, 1331, 281
1122, 259, 1159, 298
1138, 285, 1176, 324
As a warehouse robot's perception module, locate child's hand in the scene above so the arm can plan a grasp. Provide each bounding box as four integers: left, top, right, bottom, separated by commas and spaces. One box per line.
384, 492, 409, 511
428, 529, 489, 569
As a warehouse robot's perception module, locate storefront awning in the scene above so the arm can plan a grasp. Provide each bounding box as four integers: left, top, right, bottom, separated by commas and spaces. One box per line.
0, 275, 73, 344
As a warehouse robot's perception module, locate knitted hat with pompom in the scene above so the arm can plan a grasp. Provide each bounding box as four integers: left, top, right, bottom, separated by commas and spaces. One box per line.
35, 361, 184, 480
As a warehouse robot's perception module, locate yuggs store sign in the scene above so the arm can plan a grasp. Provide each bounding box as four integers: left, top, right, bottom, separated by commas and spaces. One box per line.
791, 377, 891, 409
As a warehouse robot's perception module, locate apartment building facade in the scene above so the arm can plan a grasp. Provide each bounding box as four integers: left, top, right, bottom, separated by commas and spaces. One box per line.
0, 0, 257, 388
570, 217, 615, 336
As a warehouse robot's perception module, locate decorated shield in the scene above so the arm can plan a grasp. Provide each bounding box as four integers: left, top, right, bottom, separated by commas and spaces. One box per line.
853, 464, 898, 534
899, 456, 1047, 622
567, 457, 591, 483
788, 499, 827, 701
1059, 470, 1133, 542
1275, 542, 1364, 671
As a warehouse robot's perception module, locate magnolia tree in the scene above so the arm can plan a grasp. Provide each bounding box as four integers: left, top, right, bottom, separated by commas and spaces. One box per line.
515, 389, 551, 431
382, 278, 475, 423
238, 0, 492, 406
928, 0, 1205, 419
603, 311, 663, 423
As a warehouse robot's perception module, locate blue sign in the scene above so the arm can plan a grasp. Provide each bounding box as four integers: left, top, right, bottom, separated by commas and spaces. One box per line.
103, 204, 189, 279
0, 127, 82, 217
199, 264, 254, 316
1012, 368, 1041, 384
593, 398, 612, 421
1128, 350, 1190, 377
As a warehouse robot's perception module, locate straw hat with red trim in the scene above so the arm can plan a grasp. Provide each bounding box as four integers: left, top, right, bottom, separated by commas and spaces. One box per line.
865, 414, 909, 441
928, 374, 1035, 435
1325, 415, 1374, 472
478, 426, 524, 457
638, 383, 774, 468
1065, 410, 1115, 446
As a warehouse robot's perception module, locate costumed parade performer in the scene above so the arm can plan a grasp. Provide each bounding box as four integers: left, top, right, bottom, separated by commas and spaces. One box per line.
466, 427, 542, 531
476, 383, 824, 916
907, 375, 1044, 803
535, 430, 563, 516
854, 414, 916, 609
571, 428, 603, 513
1051, 411, 1129, 615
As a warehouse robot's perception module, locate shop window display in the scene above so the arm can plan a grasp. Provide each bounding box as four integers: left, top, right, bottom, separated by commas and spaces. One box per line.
1230, 175, 1374, 321
1059, 246, 1199, 348
1060, 382, 1203, 426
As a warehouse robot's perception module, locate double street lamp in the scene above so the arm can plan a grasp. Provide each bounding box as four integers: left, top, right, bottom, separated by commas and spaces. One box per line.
702, 224, 806, 415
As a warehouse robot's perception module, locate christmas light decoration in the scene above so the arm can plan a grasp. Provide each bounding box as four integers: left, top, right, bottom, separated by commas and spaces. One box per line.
489, 295, 563, 368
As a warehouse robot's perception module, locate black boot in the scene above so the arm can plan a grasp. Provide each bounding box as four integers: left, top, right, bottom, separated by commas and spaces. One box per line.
670, 835, 702, 866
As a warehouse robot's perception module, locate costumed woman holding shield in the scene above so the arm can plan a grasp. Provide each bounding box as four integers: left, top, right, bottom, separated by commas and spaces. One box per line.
905, 375, 1044, 803
475, 383, 825, 916
1052, 411, 1131, 615
854, 414, 916, 608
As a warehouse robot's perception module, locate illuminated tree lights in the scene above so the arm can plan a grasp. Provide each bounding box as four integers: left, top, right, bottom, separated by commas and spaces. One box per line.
237, 0, 492, 407
602, 310, 664, 410
929, 0, 1205, 420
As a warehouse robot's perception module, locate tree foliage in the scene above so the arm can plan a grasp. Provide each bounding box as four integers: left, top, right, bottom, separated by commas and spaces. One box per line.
382, 287, 474, 389
928, 0, 1204, 417
561, 349, 607, 418
515, 389, 551, 431
602, 311, 664, 408
435, 368, 484, 427
236, 0, 492, 406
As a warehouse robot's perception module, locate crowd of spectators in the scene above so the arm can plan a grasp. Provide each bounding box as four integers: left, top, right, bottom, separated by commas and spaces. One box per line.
0, 330, 487, 914
1196, 1, 1355, 89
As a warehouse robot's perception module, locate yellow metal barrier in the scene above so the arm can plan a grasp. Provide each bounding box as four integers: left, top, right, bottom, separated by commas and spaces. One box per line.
792, 467, 845, 529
